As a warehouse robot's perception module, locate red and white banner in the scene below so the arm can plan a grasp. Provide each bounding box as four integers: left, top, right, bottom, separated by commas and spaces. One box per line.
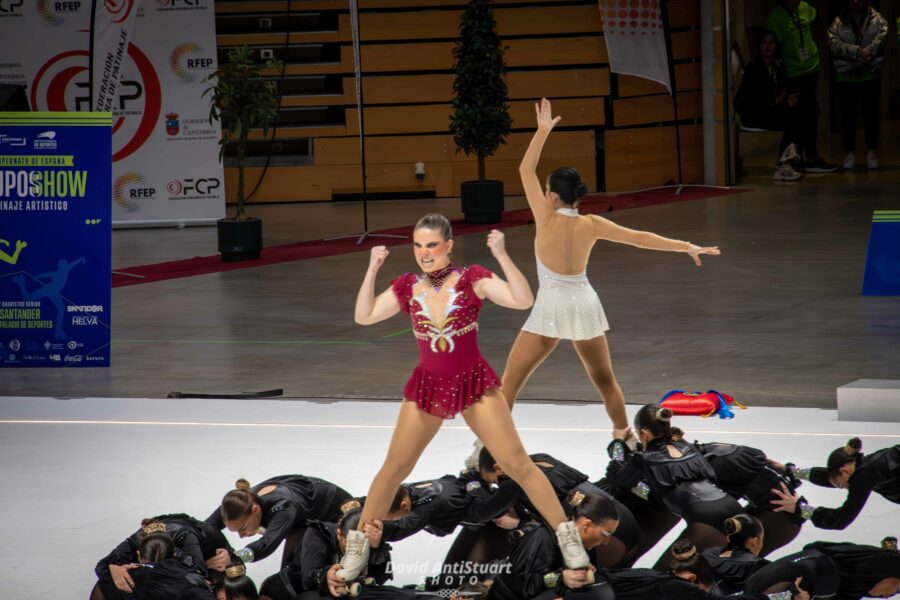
598, 0, 671, 93
92, 0, 141, 113
0, 0, 224, 227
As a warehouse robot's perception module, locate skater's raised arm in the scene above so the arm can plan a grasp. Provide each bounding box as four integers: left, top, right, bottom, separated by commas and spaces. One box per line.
355, 246, 402, 325
519, 98, 561, 226
591, 215, 721, 267
473, 230, 533, 310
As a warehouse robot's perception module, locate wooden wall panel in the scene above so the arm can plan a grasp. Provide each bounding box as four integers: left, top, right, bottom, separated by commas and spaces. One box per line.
668, 0, 700, 28
506, 68, 610, 99
217, 0, 586, 12
604, 124, 703, 192
345, 98, 604, 136
612, 91, 701, 127
616, 63, 700, 97
358, 5, 602, 42
347, 37, 608, 74
314, 131, 595, 166
671, 30, 701, 59
505, 37, 608, 67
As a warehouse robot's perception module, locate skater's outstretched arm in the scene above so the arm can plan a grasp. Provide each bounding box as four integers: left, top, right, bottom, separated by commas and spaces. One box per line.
590, 215, 721, 267
355, 246, 402, 325
473, 230, 533, 310
519, 98, 561, 226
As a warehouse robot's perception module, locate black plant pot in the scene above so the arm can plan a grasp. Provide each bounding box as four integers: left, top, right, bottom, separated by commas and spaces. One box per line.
217, 217, 263, 262
461, 180, 504, 224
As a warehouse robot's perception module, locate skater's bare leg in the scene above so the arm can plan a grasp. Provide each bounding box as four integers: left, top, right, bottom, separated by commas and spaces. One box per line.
500, 331, 559, 410
358, 400, 444, 527
572, 335, 628, 433
462, 389, 567, 527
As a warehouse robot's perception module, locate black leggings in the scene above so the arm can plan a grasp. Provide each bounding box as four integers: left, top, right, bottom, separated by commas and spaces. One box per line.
744, 550, 839, 599
754, 510, 802, 558
532, 580, 616, 600
652, 495, 743, 570
837, 79, 881, 153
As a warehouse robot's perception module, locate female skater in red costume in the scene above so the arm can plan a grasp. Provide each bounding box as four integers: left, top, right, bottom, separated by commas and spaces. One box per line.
338, 214, 591, 583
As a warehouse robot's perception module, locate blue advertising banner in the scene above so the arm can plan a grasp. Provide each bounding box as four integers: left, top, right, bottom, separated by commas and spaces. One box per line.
0, 112, 112, 367
861, 210, 900, 296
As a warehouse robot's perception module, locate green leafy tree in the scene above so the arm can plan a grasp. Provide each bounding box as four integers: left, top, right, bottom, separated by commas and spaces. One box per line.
204, 46, 281, 220
450, 0, 511, 181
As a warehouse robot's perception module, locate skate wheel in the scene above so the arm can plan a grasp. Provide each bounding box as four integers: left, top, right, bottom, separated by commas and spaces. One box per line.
349, 582, 362, 597
585, 570, 595, 584
363, 578, 376, 585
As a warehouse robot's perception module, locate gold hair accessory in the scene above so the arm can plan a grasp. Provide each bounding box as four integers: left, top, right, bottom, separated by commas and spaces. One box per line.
655, 409, 671, 423
673, 546, 697, 561
569, 491, 586, 507
142, 522, 167, 536
340, 500, 362, 514
225, 564, 246, 578
844, 444, 858, 456
882, 538, 898, 553
728, 518, 742, 535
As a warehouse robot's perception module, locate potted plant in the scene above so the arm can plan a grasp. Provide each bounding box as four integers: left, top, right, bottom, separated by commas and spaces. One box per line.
450, 0, 511, 224
204, 46, 280, 262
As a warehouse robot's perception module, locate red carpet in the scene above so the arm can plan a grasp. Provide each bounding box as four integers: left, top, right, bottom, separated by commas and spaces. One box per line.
112, 186, 747, 288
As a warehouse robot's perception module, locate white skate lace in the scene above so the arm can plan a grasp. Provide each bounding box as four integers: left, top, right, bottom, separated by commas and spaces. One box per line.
557, 523, 587, 567
341, 533, 367, 567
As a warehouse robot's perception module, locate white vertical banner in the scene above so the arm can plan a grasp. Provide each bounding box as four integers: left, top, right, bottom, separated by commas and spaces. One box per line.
112, 0, 224, 225
0, 0, 224, 227
91, 0, 142, 113
598, 0, 671, 93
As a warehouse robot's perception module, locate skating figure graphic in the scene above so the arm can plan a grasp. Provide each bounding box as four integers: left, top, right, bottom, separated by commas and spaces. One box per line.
11, 257, 85, 340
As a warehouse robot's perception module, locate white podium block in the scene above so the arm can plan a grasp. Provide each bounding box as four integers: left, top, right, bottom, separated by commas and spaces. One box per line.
837, 379, 900, 422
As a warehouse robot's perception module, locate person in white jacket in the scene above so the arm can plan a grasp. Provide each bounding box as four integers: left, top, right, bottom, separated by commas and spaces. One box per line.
827, 0, 889, 170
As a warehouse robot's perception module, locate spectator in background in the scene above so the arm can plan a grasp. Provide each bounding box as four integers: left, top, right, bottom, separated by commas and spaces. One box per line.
827, 0, 889, 170
735, 31, 805, 181
767, 0, 838, 172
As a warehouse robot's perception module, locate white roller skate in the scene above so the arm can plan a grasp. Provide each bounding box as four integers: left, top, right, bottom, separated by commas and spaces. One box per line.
336, 529, 370, 583
464, 439, 485, 471
555, 520, 590, 569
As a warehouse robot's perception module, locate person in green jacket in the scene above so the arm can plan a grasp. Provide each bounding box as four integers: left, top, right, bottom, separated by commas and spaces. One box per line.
767, 0, 838, 172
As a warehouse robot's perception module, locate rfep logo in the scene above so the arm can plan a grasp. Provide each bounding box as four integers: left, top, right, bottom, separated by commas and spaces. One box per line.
114, 173, 156, 211
167, 177, 221, 198
30, 41, 161, 162
37, 0, 84, 26
169, 42, 214, 83
104, 0, 136, 23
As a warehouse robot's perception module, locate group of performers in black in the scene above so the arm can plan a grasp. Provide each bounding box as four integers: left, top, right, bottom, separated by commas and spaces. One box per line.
91, 421, 900, 600
90, 101, 900, 599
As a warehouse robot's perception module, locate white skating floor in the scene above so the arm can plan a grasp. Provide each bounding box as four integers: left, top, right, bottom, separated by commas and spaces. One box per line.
1, 395, 899, 599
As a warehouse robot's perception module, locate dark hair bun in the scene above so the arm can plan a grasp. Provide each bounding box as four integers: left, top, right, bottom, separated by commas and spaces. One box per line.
669, 426, 684, 441
671, 539, 697, 560
235, 478, 251, 492
574, 182, 588, 200
658, 407, 673, 421
846, 437, 862, 453
723, 517, 741, 537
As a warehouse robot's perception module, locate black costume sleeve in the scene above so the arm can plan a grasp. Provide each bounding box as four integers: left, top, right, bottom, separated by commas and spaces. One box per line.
466, 479, 524, 523
810, 468, 875, 530
204, 507, 225, 531
367, 543, 393, 585
95, 536, 138, 579
511, 528, 562, 598
808, 467, 833, 488
178, 531, 208, 576
298, 528, 335, 594
604, 454, 644, 492
243, 501, 299, 561
382, 501, 443, 542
